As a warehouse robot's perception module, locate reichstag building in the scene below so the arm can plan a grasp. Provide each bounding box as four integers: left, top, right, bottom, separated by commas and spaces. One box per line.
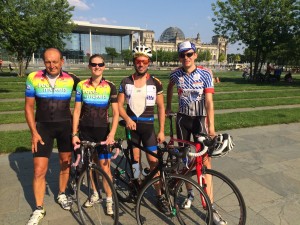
56, 21, 227, 64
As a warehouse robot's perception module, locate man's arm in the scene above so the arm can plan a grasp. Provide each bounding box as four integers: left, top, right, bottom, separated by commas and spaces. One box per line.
117, 93, 136, 130
25, 97, 44, 152
156, 94, 165, 143
72, 101, 82, 147
166, 81, 175, 113
205, 93, 215, 137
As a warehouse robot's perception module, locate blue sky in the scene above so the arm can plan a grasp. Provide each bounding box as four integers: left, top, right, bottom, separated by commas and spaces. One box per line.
68, 0, 241, 54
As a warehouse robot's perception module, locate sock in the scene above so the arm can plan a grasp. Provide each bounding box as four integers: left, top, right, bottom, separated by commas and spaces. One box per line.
188, 189, 194, 199
36, 206, 44, 210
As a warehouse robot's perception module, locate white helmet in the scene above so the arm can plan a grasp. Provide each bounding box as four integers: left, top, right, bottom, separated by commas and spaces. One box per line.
209, 133, 235, 158
132, 45, 152, 58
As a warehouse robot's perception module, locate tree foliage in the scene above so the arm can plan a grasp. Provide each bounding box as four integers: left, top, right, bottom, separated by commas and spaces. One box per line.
105, 47, 119, 64
0, 0, 75, 76
121, 49, 132, 65
212, 0, 300, 75
197, 50, 212, 62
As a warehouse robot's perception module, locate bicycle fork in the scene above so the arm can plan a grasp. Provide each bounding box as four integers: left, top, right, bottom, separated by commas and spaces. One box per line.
161, 172, 178, 217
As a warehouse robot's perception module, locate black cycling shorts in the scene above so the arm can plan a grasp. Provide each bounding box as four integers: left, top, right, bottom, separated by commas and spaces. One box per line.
79, 126, 111, 160
34, 121, 72, 158
176, 113, 207, 141
130, 123, 157, 152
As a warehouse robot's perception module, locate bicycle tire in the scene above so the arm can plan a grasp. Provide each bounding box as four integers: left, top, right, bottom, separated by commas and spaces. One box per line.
190, 169, 246, 225
77, 164, 119, 225
136, 174, 213, 225
111, 154, 137, 202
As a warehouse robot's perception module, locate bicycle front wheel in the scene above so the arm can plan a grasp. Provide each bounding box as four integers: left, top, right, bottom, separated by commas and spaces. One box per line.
191, 169, 247, 225
76, 164, 119, 225
136, 174, 213, 225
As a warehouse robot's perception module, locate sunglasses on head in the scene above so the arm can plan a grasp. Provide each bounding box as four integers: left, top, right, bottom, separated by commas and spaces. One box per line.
179, 52, 194, 58
134, 59, 149, 65
90, 62, 105, 67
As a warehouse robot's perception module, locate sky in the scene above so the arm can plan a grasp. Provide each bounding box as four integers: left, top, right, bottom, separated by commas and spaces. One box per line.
68, 0, 242, 54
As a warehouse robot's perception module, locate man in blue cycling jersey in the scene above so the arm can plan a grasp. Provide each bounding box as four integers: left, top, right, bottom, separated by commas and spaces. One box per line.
166, 41, 226, 225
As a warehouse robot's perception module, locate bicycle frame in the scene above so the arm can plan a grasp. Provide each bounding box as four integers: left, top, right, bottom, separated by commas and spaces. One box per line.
166, 114, 209, 208
115, 122, 179, 199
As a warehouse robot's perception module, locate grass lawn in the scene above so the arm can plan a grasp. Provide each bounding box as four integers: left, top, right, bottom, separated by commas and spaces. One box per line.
0, 70, 300, 153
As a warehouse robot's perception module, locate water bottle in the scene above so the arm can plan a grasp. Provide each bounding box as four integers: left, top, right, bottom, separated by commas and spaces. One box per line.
132, 162, 140, 179
140, 167, 150, 180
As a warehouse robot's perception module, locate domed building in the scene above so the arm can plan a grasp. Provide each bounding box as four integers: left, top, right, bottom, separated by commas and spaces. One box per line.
159, 27, 185, 42
139, 26, 227, 64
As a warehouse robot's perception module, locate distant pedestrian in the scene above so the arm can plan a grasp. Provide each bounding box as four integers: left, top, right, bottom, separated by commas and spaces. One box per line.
9, 63, 13, 72
0, 59, 3, 72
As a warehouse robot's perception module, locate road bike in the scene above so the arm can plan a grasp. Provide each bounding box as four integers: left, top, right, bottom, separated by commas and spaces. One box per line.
72, 140, 119, 225
166, 113, 247, 225
111, 120, 213, 225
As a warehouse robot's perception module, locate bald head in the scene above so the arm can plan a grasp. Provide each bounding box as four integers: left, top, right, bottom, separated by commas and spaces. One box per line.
43, 48, 64, 76
42, 48, 63, 61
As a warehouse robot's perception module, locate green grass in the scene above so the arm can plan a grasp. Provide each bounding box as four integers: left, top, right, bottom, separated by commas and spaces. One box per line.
1, 70, 300, 153
2, 107, 300, 154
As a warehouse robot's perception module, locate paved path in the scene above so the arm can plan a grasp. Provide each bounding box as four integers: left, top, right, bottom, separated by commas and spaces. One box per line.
0, 123, 300, 224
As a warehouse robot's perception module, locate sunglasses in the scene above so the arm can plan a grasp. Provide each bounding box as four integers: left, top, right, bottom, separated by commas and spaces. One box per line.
90, 62, 105, 67
179, 52, 194, 58
134, 59, 149, 65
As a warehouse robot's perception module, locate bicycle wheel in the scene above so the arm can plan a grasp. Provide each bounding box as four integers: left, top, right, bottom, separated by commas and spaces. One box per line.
111, 155, 137, 202
136, 174, 213, 225
190, 169, 246, 225
77, 164, 119, 225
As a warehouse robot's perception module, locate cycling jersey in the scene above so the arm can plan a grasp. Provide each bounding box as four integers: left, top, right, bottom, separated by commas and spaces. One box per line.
25, 70, 80, 122
118, 74, 163, 124
75, 77, 117, 127
170, 66, 214, 116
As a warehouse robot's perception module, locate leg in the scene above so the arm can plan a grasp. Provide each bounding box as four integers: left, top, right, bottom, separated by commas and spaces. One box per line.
99, 159, 112, 198
33, 157, 49, 207
58, 152, 72, 194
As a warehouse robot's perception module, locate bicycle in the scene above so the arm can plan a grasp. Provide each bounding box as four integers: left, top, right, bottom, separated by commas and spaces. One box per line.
73, 140, 119, 225
166, 113, 247, 225
111, 120, 213, 225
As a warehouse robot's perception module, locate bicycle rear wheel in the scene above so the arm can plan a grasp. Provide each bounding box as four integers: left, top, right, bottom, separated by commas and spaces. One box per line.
191, 169, 246, 225
136, 174, 213, 225
76, 164, 119, 225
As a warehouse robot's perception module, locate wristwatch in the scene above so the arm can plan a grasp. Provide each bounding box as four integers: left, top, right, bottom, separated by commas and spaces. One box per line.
72, 133, 79, 137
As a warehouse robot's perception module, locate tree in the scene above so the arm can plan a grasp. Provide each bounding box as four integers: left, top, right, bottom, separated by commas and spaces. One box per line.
0, 0, 75, 76
121, 49, 132, 65
212, 0, 300, 76
234, 54, 241, 63
105, 47, 119, 64
197, 50, 212, 62
219, 53, 226, 63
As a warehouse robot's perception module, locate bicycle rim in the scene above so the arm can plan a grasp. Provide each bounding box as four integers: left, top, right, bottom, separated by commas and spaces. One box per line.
76, 165, 119, 225
192, 169, 247, 225
136, 174, 213, 225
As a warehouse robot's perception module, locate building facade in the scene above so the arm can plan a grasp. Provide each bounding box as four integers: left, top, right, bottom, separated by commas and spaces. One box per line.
139, 27, 227, 64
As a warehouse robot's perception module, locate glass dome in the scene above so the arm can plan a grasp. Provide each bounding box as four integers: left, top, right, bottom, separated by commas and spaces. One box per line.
159, 27, 185, 42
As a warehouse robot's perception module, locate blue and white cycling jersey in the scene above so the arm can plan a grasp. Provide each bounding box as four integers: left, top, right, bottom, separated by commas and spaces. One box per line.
170, 66, 214, 116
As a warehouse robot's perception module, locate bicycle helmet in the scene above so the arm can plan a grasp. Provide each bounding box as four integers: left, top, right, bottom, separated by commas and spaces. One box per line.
132, 45, 152, 58
209, 133, 235, 158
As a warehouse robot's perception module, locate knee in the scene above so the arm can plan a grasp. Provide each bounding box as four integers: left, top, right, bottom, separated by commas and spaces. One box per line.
60, 153, 71, 170
34, 166, 47, 179
148, 160, 158, 170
